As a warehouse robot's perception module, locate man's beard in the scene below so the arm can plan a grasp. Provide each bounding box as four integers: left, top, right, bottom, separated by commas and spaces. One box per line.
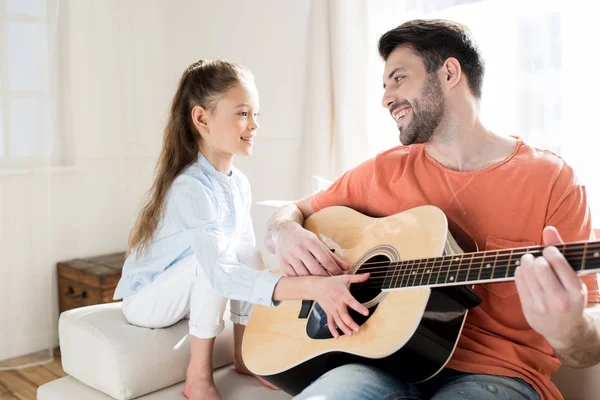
399, 74, 445, 145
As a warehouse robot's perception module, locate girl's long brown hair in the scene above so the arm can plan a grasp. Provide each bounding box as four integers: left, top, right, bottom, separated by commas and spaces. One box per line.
128, 59, 250, 257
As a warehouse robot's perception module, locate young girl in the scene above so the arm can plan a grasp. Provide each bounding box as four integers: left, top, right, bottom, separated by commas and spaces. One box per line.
113, 59, 370, 400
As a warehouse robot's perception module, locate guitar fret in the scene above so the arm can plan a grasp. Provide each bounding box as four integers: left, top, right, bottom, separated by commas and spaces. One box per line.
464, 253, 474, 282
466, 253, 479, 282
445, 255, 461, 284
432, 257, 443, 285
493, 251, 513, 280
383, 261, 397, 289
443, 257, 452, 283
384, 263, 400, 287
406, 259, 418, 288
383, 241, 600, 291
455, 253, 468, 282
417, 258, 427, 286
505, 250, 514, 278
478, 252, 496, 281
394, 259, 406, 288
396, 260, 408, 288
489, 250, 499, 280
399, 259, 409, 288
424, 259, 435, 285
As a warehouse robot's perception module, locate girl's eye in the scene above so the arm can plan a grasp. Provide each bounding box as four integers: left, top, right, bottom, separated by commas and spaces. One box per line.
254, 113, 260, 118
239, 111, 248, 116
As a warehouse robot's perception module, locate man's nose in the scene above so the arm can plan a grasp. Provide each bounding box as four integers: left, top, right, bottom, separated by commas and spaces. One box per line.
382, 88, 397, 109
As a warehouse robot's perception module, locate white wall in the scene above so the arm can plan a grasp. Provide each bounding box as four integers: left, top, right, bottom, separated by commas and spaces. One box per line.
0, 0, 310, 361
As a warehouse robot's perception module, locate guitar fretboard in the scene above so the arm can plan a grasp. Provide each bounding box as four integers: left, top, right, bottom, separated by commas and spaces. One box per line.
382, 241, 600, 290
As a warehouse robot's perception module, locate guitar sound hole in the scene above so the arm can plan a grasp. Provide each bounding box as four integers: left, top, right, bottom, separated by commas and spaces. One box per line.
305, 254, 390, 340
350, 254, 389, 304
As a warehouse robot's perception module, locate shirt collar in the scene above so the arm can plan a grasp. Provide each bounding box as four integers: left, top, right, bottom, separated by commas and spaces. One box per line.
197, 152, 233, 184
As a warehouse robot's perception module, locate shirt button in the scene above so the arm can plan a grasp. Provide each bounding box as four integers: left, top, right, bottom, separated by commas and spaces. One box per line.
257, 298, 264, 304
487, 385, 497, 393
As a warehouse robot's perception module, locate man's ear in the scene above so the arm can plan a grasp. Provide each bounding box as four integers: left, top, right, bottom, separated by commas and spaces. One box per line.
440, 57, 462, 91
191, 105, 210, 135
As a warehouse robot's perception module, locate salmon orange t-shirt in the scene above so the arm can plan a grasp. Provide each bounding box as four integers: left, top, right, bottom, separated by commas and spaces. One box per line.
311, 138, 599, 400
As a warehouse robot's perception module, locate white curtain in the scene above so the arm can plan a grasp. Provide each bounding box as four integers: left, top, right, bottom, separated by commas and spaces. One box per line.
301, 0, 370, 193
0, 0, 60, 368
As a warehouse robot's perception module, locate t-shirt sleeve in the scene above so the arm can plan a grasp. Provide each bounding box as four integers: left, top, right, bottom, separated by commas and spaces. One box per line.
545, 164, 599, 303
311, 158, 376, 213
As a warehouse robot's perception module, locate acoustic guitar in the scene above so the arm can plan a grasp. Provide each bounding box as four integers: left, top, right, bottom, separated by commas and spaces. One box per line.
241, 205, 599, 395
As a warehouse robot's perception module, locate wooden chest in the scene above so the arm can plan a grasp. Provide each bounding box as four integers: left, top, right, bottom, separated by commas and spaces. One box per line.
57, 252, 126, 313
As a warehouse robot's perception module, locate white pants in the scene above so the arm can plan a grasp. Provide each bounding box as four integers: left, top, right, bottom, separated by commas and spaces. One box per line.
122, 243, 264, 338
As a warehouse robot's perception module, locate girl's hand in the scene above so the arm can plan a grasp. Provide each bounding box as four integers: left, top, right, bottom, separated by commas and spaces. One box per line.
313, 273, 370, 338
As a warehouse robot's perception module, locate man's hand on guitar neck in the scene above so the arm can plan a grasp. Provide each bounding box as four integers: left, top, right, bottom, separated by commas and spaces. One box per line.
516, 226, 600, 367
266, 198, 349, 277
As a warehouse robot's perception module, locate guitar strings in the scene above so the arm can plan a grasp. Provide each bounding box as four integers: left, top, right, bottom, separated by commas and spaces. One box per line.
340, 243, 599, 274
329, 244, 600, 290
344, 252, 600, 274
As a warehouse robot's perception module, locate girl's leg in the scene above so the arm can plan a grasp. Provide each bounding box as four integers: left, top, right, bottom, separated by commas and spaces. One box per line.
231, 323, 278, 390
184, 336, 221, 400
122, 255, 198, 329
228, 243, 279, 389
186, 258, 229, 399
122, 254, 226, 400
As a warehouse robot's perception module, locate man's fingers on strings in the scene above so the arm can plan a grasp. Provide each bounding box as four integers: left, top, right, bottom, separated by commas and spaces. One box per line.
533, 252, 565, 295
514, 266, 533, 309
542, 245, 584, 294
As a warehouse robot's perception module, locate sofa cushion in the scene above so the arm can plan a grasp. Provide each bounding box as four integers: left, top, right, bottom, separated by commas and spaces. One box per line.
38, 366, 292, 400
59, 302, 234, 400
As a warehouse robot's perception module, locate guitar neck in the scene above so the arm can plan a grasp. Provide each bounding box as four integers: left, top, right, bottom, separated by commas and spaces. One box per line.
382, 241, 600, 290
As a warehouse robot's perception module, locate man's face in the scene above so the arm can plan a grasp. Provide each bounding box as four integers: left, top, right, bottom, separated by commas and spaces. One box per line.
381, 46, 445, 145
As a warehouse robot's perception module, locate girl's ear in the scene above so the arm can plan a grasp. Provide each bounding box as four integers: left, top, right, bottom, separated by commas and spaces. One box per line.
191, 105, 210, 135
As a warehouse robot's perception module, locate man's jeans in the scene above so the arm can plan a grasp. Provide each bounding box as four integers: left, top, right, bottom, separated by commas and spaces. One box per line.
294, 364, 540, 400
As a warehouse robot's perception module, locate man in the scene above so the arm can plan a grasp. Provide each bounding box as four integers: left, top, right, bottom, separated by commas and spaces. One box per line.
265, 19, 600, 400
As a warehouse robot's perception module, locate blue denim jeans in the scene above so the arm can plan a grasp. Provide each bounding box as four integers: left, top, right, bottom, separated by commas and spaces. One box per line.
294, 364, 540, 400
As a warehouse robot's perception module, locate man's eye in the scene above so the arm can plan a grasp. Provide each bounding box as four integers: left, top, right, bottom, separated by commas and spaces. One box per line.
394, 76, 404, 83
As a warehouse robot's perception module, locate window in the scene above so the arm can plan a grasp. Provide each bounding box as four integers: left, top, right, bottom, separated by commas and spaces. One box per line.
0, 0, 56, 165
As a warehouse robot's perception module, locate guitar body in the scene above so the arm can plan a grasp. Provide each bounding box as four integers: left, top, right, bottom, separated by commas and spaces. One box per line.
242, 205, 477, 395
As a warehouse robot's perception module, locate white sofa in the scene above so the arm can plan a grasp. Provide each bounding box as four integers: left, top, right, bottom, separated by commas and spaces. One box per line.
36, 299, 600, 400
37, 303, 292, 400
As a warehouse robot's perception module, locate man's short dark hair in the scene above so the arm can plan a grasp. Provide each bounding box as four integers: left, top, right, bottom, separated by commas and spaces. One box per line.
378, 19, 484, 98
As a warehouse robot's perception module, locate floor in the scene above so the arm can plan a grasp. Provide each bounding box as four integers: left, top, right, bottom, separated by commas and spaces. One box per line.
0, 348, 65, 400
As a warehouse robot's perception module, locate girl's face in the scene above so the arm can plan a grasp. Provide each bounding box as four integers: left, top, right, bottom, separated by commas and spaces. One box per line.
200, 80, 260, 157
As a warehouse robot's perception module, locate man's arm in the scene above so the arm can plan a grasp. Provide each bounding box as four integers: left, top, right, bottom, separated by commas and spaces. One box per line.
516, 227, 600, 369
551, 303, 600, 368
264, 195, 348, 277
264, 195, 313, 254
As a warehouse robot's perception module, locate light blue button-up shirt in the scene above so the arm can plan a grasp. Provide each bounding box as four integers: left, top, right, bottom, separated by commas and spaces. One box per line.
113, 153, 282, 307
